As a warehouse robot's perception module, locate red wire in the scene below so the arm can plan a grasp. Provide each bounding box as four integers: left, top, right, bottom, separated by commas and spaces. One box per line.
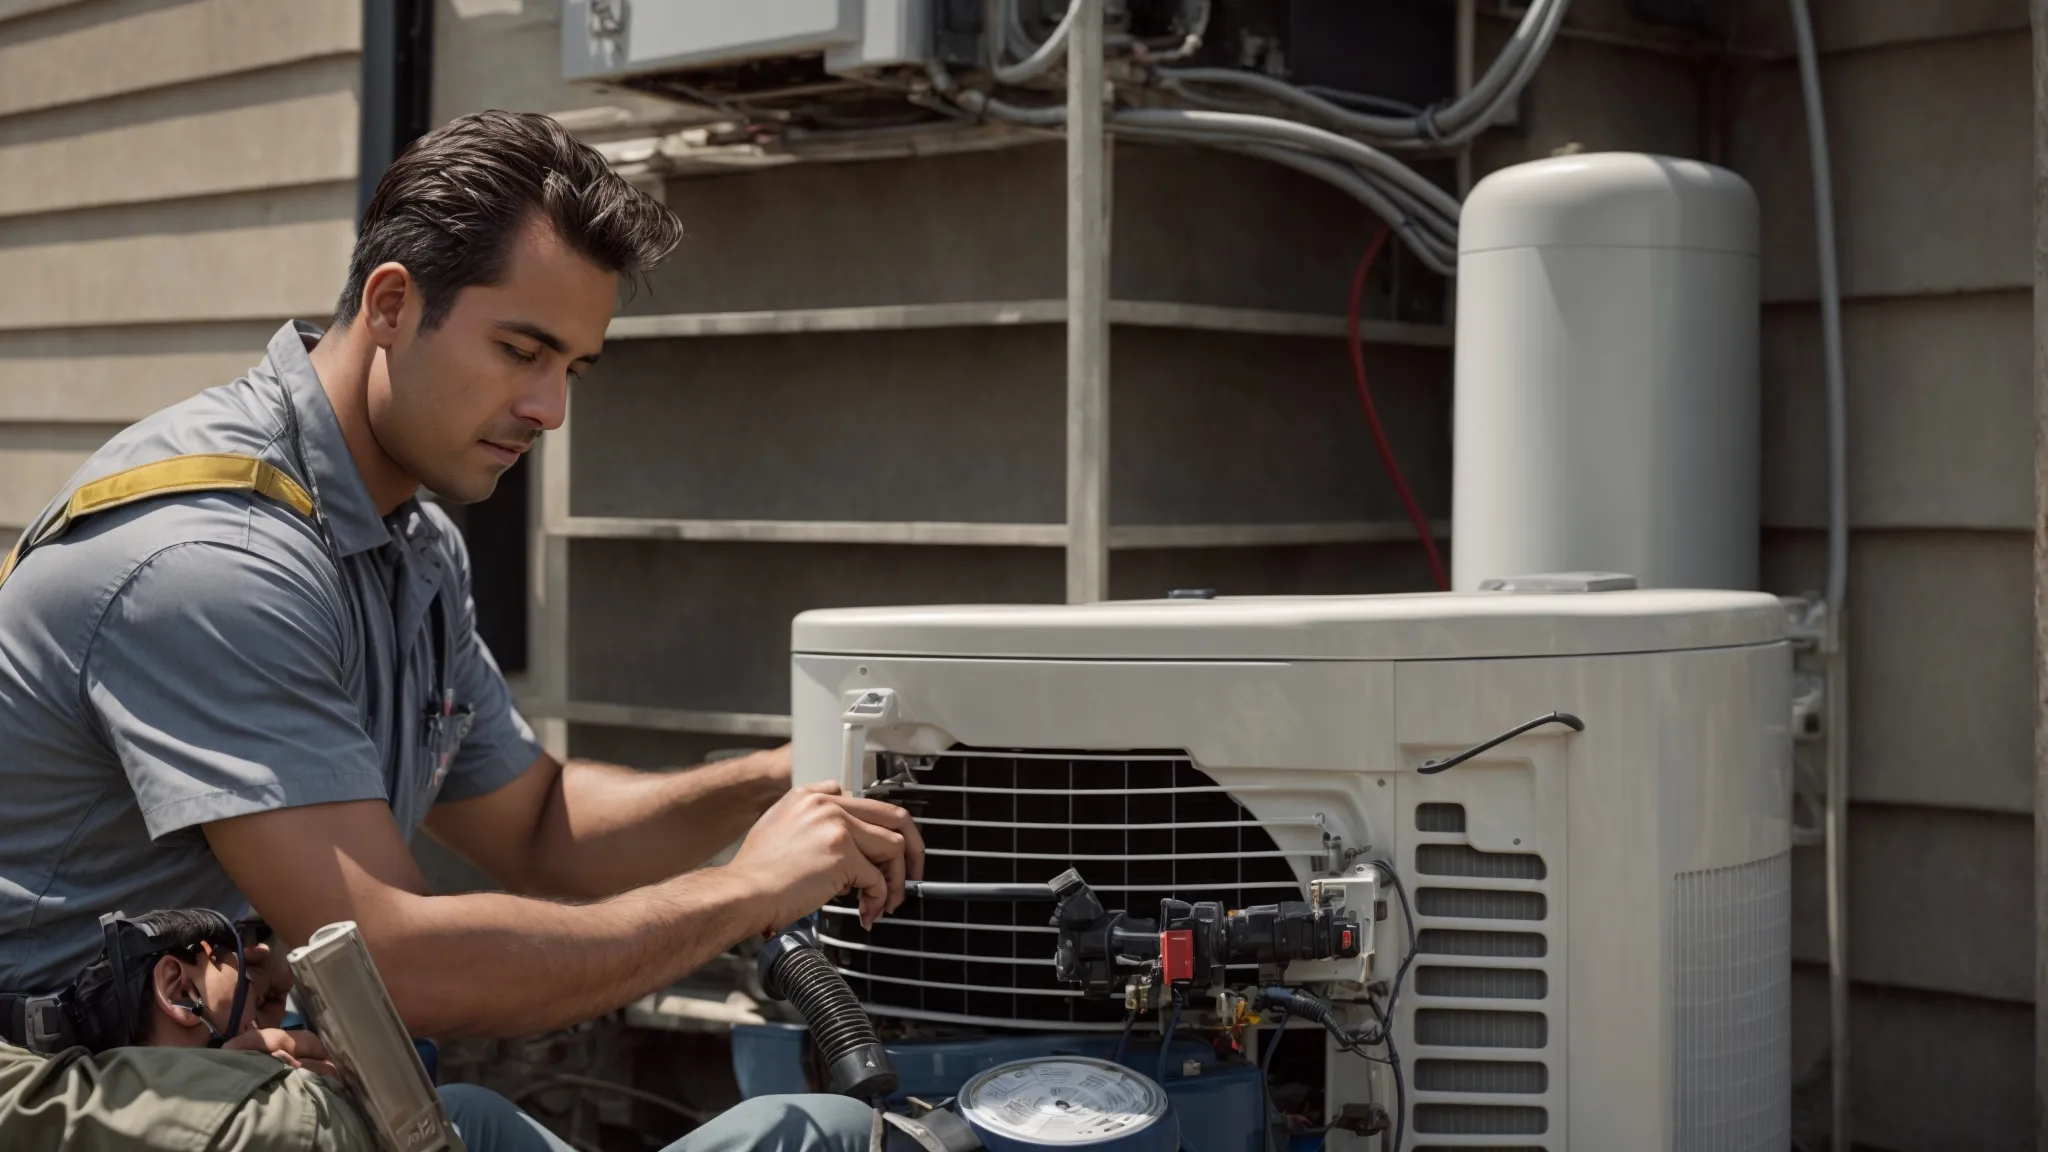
1348, 227, 1449, 591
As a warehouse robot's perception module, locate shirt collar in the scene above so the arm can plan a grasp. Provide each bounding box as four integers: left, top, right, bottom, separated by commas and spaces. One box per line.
265, 321, 393, 557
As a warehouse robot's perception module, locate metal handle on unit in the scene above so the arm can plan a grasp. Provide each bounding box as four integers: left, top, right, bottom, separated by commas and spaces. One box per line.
838, 689, 899, 797
1417, 711, 1585, 774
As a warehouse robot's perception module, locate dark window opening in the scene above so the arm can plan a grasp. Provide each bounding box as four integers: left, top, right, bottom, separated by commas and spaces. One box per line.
458, 453, 530, 673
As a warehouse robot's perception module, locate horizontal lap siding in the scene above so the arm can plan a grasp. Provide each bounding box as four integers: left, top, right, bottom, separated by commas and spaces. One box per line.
0, 0, 361, 532
1730, 7, 2034, 1147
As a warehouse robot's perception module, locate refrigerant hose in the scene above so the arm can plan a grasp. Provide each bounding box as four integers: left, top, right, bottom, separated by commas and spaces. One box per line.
759, 925, 899, 1103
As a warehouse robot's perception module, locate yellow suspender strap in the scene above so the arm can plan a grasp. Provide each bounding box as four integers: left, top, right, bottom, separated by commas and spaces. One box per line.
0, 454, 316, 587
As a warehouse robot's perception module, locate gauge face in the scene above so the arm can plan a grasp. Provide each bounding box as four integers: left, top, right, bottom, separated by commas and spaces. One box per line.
959, 1057, 1171, 1147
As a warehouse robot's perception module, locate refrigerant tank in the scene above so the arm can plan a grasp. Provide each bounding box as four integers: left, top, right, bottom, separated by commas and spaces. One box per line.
1452, 152, 1760, 591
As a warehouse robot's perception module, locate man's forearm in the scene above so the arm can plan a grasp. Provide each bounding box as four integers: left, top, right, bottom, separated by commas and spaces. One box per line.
369, 865, 769, 1036
527, 755, 786, 899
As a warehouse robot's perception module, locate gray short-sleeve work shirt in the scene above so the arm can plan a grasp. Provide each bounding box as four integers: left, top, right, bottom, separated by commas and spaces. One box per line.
0, 322, 543, 992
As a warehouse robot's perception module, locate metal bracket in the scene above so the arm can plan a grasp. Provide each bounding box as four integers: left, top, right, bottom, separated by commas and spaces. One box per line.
1781, 595, 1834, 850
1791, 673, 1825, 742
1782, 593, 1831, 652
1299, 864, 1379, 989
1122, 974, 1160, 1015
587, 0, 624, 39
1319, 832, 1348, 874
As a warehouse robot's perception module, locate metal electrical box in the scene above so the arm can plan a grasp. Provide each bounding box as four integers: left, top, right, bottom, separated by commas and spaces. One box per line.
562, 0, 933, 83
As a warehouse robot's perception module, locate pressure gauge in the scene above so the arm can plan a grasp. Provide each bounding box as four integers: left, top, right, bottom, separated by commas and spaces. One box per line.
957, 1056, 1177, 1152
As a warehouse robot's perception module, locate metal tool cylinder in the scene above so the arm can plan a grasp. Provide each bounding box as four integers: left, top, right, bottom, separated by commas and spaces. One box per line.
287, 921, 453, 1152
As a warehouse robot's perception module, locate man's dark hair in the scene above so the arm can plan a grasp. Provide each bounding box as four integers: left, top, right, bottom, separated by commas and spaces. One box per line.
334, 110, 684, 331
128, 908, 241, 959
122, 909, 245, 1039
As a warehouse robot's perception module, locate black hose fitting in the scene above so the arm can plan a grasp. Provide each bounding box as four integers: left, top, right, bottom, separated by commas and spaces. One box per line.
1263, 986, 1337, 1027
760, 924, 898, 1102
1263, 986, 1379, 1045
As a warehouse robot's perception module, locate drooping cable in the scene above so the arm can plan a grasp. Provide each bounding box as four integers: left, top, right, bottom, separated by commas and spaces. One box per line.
1367, 995, 1407, 1152
1154, 0, 1571, 148
1369, 860, 1420, 1029
922, 1, 1577, 272
989, 0, 1082, 84
1263, 985, 1405, 1150
1260, 1009, 1289, 1152
1260, 1009, 1289, 1077
1348, 228, 1448, 589
1104, 127, 1457, 274
1113, 109, 1464, 223
1154, 991, 1183, 1083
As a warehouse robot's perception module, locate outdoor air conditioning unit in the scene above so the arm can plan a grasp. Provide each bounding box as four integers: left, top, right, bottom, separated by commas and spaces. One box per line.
785, 585, 1792, 1151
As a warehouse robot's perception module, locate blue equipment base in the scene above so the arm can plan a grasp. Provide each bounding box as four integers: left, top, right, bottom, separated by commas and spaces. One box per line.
732, 1026, 1270, 1152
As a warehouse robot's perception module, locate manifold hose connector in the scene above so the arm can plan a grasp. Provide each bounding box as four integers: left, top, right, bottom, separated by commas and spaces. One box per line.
1261, 985, 1338, 1027
760, 924, 898, 1102
1263, 986, 1378, 1045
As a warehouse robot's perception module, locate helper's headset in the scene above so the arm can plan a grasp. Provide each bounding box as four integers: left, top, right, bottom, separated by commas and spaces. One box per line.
0, 909, 264, 1054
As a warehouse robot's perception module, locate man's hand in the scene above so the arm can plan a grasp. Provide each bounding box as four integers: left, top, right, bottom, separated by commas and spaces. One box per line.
239, 941, 294, 1029
208, 798, 813, 1037
222, 1028, 342, 1080
730, 782, 925, 932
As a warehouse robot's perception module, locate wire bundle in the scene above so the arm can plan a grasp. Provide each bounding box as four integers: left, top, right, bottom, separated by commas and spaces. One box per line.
1259, 860, 1420, 1152
948, 0, 1578, 274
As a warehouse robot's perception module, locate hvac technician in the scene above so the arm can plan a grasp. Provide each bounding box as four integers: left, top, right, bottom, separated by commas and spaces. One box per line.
0, 111, 915, 1149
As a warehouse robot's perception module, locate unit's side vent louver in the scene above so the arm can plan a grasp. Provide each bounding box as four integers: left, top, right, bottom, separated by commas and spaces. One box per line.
1415, 1104, 1549, 1136
1416, 1009, 1548, 1049
1415, 929, 1546, 958
1415, 967, 1547, 1000
1415, 1060, 1548, 1093
1419, 844, 1547, 880
1415, 803, 1468, 833
1416, 889, 1546, 920
1406, 802, 1558, 1149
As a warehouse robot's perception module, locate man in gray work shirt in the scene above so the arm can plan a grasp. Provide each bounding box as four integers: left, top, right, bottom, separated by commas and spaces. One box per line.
0, 112, 920, 1149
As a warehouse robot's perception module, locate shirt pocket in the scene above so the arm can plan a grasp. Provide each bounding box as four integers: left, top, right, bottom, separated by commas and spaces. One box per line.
420, 695, 477, 796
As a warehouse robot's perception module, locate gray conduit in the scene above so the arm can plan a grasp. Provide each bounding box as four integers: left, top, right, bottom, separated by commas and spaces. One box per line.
1788, 1, 1851, 1149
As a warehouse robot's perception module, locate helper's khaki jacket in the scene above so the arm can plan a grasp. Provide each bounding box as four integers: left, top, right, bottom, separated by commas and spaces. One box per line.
0, 1041, 383, 1152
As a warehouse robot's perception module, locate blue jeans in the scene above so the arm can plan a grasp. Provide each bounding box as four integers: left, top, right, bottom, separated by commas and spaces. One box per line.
439, 1085, 873, 1152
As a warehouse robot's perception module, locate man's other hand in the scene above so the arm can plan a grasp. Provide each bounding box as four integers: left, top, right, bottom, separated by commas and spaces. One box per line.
222, 1028, 342, 1080
240, 941, 295, 1029
730, 781, 925, 931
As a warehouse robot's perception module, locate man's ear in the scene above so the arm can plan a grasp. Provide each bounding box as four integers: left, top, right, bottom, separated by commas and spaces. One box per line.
360, 261, 416, 349
148, 954, 204, 1038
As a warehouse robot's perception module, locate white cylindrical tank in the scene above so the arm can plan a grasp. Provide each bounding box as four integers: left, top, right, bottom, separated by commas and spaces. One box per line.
1452, 152, 1760, 591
